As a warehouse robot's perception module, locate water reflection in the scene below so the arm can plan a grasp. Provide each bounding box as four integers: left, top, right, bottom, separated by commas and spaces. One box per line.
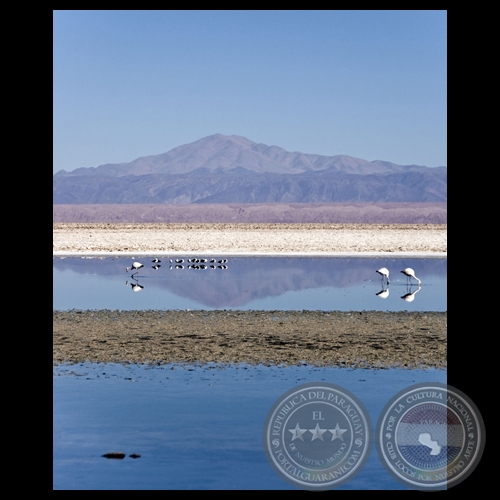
376, 286, 390, 299
401, 285, 421, 303
375, 283, 423, 303
125, 277, 144, 292
124, 257, 232, 293
53, 256, 446, 312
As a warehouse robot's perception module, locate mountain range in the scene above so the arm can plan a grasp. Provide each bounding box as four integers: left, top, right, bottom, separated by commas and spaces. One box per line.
53, 134, 446, 204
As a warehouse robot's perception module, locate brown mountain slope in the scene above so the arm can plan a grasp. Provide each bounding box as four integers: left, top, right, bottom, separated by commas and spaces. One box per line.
53, 202, 447, 224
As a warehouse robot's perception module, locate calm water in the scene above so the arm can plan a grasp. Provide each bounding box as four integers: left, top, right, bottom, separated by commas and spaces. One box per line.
53, 255, 448, 490
53, 362, 446, 490
53, 256, 446, 312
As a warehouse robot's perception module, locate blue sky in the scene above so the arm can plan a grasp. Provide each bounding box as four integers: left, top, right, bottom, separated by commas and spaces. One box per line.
53, 10, 447, 174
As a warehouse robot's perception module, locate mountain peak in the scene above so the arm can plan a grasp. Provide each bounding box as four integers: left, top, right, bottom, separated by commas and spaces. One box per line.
53, 133, 446, 203
55, 134, 439, 178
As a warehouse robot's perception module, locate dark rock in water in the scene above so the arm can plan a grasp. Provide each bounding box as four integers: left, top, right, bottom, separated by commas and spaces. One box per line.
102, 452, 125, 459
129, 454, 141, 459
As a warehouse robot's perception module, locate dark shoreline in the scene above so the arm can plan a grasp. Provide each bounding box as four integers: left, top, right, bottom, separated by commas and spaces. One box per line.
53, 310, 447, 369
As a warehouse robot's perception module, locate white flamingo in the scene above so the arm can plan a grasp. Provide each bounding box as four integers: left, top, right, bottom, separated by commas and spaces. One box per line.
401, 268, 421, 286
126, 262, 143, 276
376, 267, 390, 285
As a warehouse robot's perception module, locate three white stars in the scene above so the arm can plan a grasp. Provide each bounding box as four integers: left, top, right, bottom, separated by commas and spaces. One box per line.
288, 423, 347, 441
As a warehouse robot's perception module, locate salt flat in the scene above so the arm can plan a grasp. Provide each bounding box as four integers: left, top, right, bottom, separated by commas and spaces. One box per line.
53, 223, 447, 254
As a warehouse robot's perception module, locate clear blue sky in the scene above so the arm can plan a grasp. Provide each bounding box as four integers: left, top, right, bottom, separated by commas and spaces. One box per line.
53, 10, 447, 174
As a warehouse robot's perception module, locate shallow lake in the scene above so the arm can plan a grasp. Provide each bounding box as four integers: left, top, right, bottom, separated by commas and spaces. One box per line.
53, 255, 448, 490
53, 256, 446, 312
53, 362, 446, 490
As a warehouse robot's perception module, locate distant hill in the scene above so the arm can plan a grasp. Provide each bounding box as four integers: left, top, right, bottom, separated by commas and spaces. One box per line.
53, 134, 447, 204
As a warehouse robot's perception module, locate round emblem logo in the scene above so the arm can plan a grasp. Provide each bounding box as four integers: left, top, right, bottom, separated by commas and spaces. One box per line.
262, 382, 372, 490
376, 383, 485, 490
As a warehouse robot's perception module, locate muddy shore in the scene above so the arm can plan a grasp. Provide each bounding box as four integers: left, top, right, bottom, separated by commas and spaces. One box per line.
53, 223, 447, 368
53, 310, 447, 369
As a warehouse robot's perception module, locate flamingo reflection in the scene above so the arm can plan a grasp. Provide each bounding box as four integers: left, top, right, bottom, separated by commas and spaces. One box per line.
401, 286, 421, 302
376, 287, 390, 299
126, 279, 144, 292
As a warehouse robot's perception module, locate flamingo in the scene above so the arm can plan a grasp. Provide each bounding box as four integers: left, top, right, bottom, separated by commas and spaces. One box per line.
152, 258, 161, 263
376, 267, 390, 285
401, 268, 421, 286
126, 262, 144, 275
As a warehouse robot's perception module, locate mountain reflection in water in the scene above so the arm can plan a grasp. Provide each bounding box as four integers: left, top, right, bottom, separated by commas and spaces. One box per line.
53, 256, 446, 312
